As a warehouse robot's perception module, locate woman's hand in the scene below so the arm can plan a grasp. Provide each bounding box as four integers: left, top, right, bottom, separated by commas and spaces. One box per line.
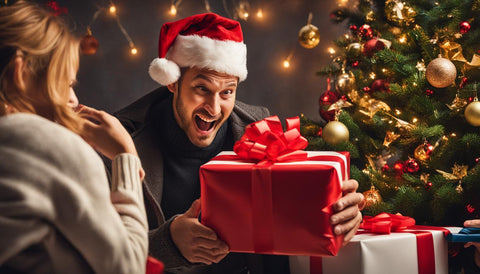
77, 105, 138, 160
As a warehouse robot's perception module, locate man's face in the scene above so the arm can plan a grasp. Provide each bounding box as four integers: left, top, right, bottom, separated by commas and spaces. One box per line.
167, 67, 238, 148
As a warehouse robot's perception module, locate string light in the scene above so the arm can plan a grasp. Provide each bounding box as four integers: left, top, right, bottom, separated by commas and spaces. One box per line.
169, 4, 177, 16
130, 47, 138, 55
283, 59, 290, 68
256, 8, 263, 18
412, 117, 418, 123
328, 47, 336, 55
398, 34, 407, 43
109, 4, 116, 14
395, 109, 401, 115
369, 72, 376, 79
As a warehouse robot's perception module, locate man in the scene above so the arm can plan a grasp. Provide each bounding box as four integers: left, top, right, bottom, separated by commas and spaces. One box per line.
114, 13, 364, 273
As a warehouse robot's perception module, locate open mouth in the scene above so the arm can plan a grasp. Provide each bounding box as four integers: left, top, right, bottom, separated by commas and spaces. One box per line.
195, 114, 217, 132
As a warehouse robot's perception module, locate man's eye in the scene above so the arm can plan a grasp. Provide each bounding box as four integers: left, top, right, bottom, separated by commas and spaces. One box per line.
223, 90, 233, 95
195, 86, 208, 92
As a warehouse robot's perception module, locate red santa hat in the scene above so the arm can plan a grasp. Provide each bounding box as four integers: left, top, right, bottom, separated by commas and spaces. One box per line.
149, 13, 247, 86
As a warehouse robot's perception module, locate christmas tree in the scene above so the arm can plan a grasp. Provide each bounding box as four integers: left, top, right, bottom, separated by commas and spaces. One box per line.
302, 0, 480, 226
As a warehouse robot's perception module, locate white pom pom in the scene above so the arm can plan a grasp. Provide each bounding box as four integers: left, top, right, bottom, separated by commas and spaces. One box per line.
148, 58, 181, 86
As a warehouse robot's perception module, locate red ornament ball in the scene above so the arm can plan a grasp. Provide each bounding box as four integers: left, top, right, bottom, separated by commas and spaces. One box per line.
393, 161, 404, 174
362, 38, 386, 57
80, 30, 99, 55
459, 21, 471, 34
318, 90, 339, 121
425, 181, 433, 190
359, 24, 373, 39
476, 157, 480, 163
460, 77, 468, 89
351, 61, 359, 67
425, 89, 434, 96
371, 79, 390, 92
425, 143, 434, 155
363, 86, 371, 93
381, 164, 389, 172
403, 159, 420, 173
349, 24, 358, 34
467, 204, 476, 214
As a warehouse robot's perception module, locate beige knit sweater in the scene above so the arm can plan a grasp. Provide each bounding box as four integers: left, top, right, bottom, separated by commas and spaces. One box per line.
0, 113, 148, 274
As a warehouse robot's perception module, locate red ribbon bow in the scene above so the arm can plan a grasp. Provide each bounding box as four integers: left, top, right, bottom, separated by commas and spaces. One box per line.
233, 116, 308, 162
360, 213, 416, 234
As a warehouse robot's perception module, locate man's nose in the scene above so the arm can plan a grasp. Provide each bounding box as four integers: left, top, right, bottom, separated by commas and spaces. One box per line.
205, 94, 221, 115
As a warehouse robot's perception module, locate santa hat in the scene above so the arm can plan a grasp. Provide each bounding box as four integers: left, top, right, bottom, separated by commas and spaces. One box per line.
149, 13, 247, 86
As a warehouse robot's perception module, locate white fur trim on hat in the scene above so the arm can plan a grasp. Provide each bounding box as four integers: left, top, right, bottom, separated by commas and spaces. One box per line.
166, 35, 247, 81
148, 58, 181, 86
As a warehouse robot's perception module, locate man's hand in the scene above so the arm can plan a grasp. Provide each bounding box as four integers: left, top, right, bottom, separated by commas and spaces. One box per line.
330, 179, 364, 246
170, 199, 229, 265
463, 219, 480, 268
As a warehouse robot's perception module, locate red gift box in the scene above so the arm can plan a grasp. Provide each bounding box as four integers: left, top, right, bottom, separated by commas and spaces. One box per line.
199, 150, 349, 256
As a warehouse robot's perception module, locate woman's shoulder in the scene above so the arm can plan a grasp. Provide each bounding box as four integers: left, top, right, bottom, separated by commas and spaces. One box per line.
0, 113, 103, 173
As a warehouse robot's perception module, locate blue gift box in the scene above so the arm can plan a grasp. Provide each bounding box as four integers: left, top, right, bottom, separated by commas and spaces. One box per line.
446, 227, 480, 242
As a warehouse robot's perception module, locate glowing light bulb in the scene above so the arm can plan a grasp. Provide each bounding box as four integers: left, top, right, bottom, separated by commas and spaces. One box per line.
130, 47, 138, 55
283, 60, 290, 68
109, 5, 116, 14
169, 4, 177, 16
369, 72, 376, 79
328, 47, 336, 55
412, 117, 418, 123
242, 12, 249, 19
256, 9, 263, 18
398, 34, 407, 43
395, 109, 401, 115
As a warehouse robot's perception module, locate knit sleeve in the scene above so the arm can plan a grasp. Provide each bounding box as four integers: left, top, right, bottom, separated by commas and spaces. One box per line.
0, 114, 148, 273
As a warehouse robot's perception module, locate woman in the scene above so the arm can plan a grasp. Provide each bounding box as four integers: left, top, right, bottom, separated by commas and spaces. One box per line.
0, 1, 148, 273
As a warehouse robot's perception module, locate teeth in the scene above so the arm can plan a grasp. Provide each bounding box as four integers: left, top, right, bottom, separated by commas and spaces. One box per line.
196, 114, 216, 123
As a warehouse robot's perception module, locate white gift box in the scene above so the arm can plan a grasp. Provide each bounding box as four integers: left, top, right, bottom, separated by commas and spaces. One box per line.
290, 227, 461, 274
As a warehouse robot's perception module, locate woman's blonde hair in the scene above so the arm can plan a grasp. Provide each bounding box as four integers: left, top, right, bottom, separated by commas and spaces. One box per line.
0, 0, 82, 133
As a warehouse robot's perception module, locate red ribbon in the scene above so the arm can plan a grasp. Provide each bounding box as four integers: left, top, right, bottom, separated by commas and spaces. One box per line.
234, 116, 308, 162
359, 212, 416, 234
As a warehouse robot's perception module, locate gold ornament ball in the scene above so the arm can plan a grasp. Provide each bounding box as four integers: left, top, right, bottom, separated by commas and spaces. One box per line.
426, 57, 457, 88
363, 187, 382, 208
322, 121, 349, 145
335, 71, 356, 94
465, 101, 480, 126
298, 24, 320, 49
385, 0, 416, 26
346, 43, 362, 58
414, 144, 429, 161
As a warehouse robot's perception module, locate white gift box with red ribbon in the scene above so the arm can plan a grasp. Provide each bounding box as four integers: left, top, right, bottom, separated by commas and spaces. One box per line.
290, 226, 460, 274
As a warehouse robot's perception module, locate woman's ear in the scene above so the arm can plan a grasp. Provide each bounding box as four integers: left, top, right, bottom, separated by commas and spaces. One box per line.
13, 55, 27, 92
166, 82, 177, 94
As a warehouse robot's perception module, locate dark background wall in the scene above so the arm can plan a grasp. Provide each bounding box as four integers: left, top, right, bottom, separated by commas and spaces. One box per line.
53, 0, 346, 122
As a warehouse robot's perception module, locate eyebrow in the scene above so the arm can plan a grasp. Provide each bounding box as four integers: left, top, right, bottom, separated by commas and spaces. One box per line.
193, 74, 238, 87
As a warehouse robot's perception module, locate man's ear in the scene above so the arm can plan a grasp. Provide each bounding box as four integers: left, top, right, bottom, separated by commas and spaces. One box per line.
13, 56, 27, 92
166, 82, 177, 93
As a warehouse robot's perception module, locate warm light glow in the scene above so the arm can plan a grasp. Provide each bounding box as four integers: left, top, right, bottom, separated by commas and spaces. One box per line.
283, 59, 290, 68
109, 5, 116, 14
382, 68, 388, 73
130, 47, 138, 55
242, 12, 249, 19
388, 120, 394, 124
344, 34, 350, 39
256, 9, 263, 18
369, 72, 376, 79
169, 4, 177, 16
413, 82, 417, 86
451, 133, 457, 137
398, 34, 407, 43
328, 47, 336, 55
412, 117, 418, 123
395, 109, 401, 115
